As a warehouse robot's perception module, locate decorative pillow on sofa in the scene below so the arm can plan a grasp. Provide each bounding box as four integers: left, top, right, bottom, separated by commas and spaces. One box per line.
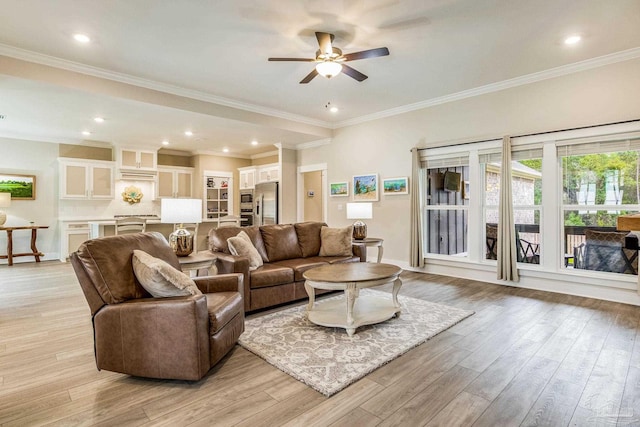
319, 225, 353, 257
227, 230, 263, 271
132, 250, 202, 297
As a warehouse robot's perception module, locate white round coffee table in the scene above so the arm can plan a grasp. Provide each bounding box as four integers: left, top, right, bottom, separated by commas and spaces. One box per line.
302, 262, 403, 336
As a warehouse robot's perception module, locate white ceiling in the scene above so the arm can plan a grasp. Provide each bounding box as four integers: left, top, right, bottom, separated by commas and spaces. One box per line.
0, 0, 639, 156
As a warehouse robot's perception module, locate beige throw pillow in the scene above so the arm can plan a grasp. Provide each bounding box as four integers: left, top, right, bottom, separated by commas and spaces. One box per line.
132, 250, 202, 297
319, 226, 353, 257
227, 230, 263, 271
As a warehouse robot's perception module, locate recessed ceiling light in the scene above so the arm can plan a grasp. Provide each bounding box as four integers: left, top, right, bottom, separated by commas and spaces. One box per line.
94, 117, 104, 123
184, 130, 193, 136
564, 35, 581, 45
223, 148, 229, 153
82, 131, 91, 136
330, 106, 339, 113
73, 33, 91, 43
251, 140, 258, 146
162, 140, 169, 146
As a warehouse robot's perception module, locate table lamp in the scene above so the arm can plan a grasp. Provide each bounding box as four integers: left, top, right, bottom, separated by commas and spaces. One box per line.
161, 198, 202, 256
0, 192, 11, 226
346, 202, 373, 240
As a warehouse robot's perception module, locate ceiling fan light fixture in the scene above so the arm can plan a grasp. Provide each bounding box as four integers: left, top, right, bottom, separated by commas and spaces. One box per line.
316, 61, 342, 79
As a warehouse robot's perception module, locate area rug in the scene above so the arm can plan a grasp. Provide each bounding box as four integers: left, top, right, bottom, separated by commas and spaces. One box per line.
238, 289, 474, 396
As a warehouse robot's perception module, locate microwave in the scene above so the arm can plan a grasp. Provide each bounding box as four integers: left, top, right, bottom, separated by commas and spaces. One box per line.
240, 191, 253, 204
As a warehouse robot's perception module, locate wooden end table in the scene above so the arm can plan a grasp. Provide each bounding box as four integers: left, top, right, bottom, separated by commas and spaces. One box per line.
351, 237, 384, 263
178, 252, 218, 277
0, 225, 49, 266
303, 262, 402, 336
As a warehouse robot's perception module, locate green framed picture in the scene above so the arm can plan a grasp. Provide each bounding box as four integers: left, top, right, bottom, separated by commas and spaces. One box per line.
0, 173, 36, 200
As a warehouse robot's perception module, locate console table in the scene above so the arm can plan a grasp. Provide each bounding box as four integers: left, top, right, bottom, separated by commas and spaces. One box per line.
0, 225, 49, 266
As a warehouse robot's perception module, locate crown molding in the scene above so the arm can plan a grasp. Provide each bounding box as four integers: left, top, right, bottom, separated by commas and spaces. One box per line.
333, 47, 640, 129
295, 138, 332, 150
193, 149, 251, 159
0, 43, 331, 129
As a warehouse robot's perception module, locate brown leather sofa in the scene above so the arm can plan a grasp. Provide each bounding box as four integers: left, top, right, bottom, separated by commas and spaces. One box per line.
71, 232, 244, 381
209, 222, 364, 312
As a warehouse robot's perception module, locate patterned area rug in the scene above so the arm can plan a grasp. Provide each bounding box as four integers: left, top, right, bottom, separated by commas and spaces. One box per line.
238, 289, 474, 396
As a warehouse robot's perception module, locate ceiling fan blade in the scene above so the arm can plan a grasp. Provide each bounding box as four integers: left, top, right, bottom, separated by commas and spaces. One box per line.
300, 69, 319, 84
268, 57, 316, 62
341, 64, 368, 82
342, 47, 390, 61
315, 32, 334, 55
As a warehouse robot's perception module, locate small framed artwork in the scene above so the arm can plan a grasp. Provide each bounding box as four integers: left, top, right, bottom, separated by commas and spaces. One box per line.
352, 173, 379, 201
329, 182, 349, 197
383, 177, 409, 195
0, 173, 36, 200
463, 181, 470, 199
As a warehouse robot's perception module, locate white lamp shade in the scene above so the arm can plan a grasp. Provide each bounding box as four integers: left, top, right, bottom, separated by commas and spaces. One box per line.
161, 198, 202, 224
315, 61, 342, 78
346, 202, 373, 219
0, 192, 11, 208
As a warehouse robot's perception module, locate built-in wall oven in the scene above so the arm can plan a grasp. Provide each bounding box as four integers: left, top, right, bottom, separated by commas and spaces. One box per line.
239, 190, 254, 226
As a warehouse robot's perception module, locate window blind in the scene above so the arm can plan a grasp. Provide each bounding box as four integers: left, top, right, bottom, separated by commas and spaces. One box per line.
557, 137, 640, 157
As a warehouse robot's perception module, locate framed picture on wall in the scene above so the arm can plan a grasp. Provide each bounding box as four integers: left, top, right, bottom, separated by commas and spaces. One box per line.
352, 173, 379, 201
383, 177, 409, 195
0, 173, 36, 200
329, 182, 349, 197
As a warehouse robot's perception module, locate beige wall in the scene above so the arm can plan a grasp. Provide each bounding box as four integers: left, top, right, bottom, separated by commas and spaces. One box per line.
280, 148, 297, 224
303, 170, 323, 222
251, 154, 279, 166
59, 143, 112, 161
298, 58, 640, 265
194, 155, 251, 216
158, 153, 193, 167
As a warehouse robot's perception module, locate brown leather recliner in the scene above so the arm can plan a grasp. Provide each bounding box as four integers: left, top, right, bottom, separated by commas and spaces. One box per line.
71, 232, 244, 381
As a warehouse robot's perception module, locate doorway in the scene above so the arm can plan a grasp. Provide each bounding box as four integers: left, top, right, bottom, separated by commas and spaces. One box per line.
297, 164, 327, 223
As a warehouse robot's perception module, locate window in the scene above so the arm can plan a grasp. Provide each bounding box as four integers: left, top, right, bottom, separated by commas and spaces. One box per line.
481, 148, 543, 264
424, 156, 469, 256
559, 138, 640, 275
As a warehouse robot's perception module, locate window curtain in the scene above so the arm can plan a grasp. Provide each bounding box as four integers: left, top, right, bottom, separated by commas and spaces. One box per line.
498, 136, 519, 281
410, 147, 424, 268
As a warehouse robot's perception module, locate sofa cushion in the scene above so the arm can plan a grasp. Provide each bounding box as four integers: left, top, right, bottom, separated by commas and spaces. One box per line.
209, 226, 268, 262
227, 231, 263, 271
319, 226, 353, 257
260, 224, 303, 262
132, 250, 202, 297
295, 222, 327, 257
272, 258, 329, 281
206, 291, 243, 334
249, 264, 295, 289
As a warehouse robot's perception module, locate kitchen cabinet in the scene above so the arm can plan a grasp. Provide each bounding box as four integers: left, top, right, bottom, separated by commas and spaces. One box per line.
257, 163, 279, 183
238, 167, 256, 189
59, 159, 115, 200
59, 221, 90, 261
156, 167, 193, 199
118, 148, 157, 171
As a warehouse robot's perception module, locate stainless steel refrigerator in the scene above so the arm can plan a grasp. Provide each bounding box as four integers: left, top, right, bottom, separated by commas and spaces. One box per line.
254, 182, 278, 226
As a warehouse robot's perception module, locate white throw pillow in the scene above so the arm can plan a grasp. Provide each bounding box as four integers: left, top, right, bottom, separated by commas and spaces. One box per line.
319, 226, 353, 257
227, 230, 263, 271
132, 250, 202, 297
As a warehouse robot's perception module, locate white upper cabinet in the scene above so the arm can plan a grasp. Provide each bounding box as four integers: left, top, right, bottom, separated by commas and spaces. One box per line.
238, 167, 256, 189
257, 163, 280, 183
59, 159, 115, 200
118, 148, 157, 171
156, 167, 193, 199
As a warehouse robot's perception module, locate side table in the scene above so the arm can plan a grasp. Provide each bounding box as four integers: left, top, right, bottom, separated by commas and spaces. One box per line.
352, 237, 384, 263
178, 252, 218, 277
0, 225, 49, 266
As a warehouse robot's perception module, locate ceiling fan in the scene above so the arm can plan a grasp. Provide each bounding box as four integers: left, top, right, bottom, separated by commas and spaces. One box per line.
268, 32, 389, 84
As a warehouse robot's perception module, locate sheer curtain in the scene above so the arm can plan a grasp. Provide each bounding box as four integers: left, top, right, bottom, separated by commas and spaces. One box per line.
410, 147, 424, 267
498, 136, 519, 281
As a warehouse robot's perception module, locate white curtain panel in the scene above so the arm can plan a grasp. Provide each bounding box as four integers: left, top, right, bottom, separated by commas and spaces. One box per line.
410, 148, 424, 268
498, 136, 519, 281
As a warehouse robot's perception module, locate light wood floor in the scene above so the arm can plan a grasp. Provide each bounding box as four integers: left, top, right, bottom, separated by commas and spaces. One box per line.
2, 262, 640, 426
